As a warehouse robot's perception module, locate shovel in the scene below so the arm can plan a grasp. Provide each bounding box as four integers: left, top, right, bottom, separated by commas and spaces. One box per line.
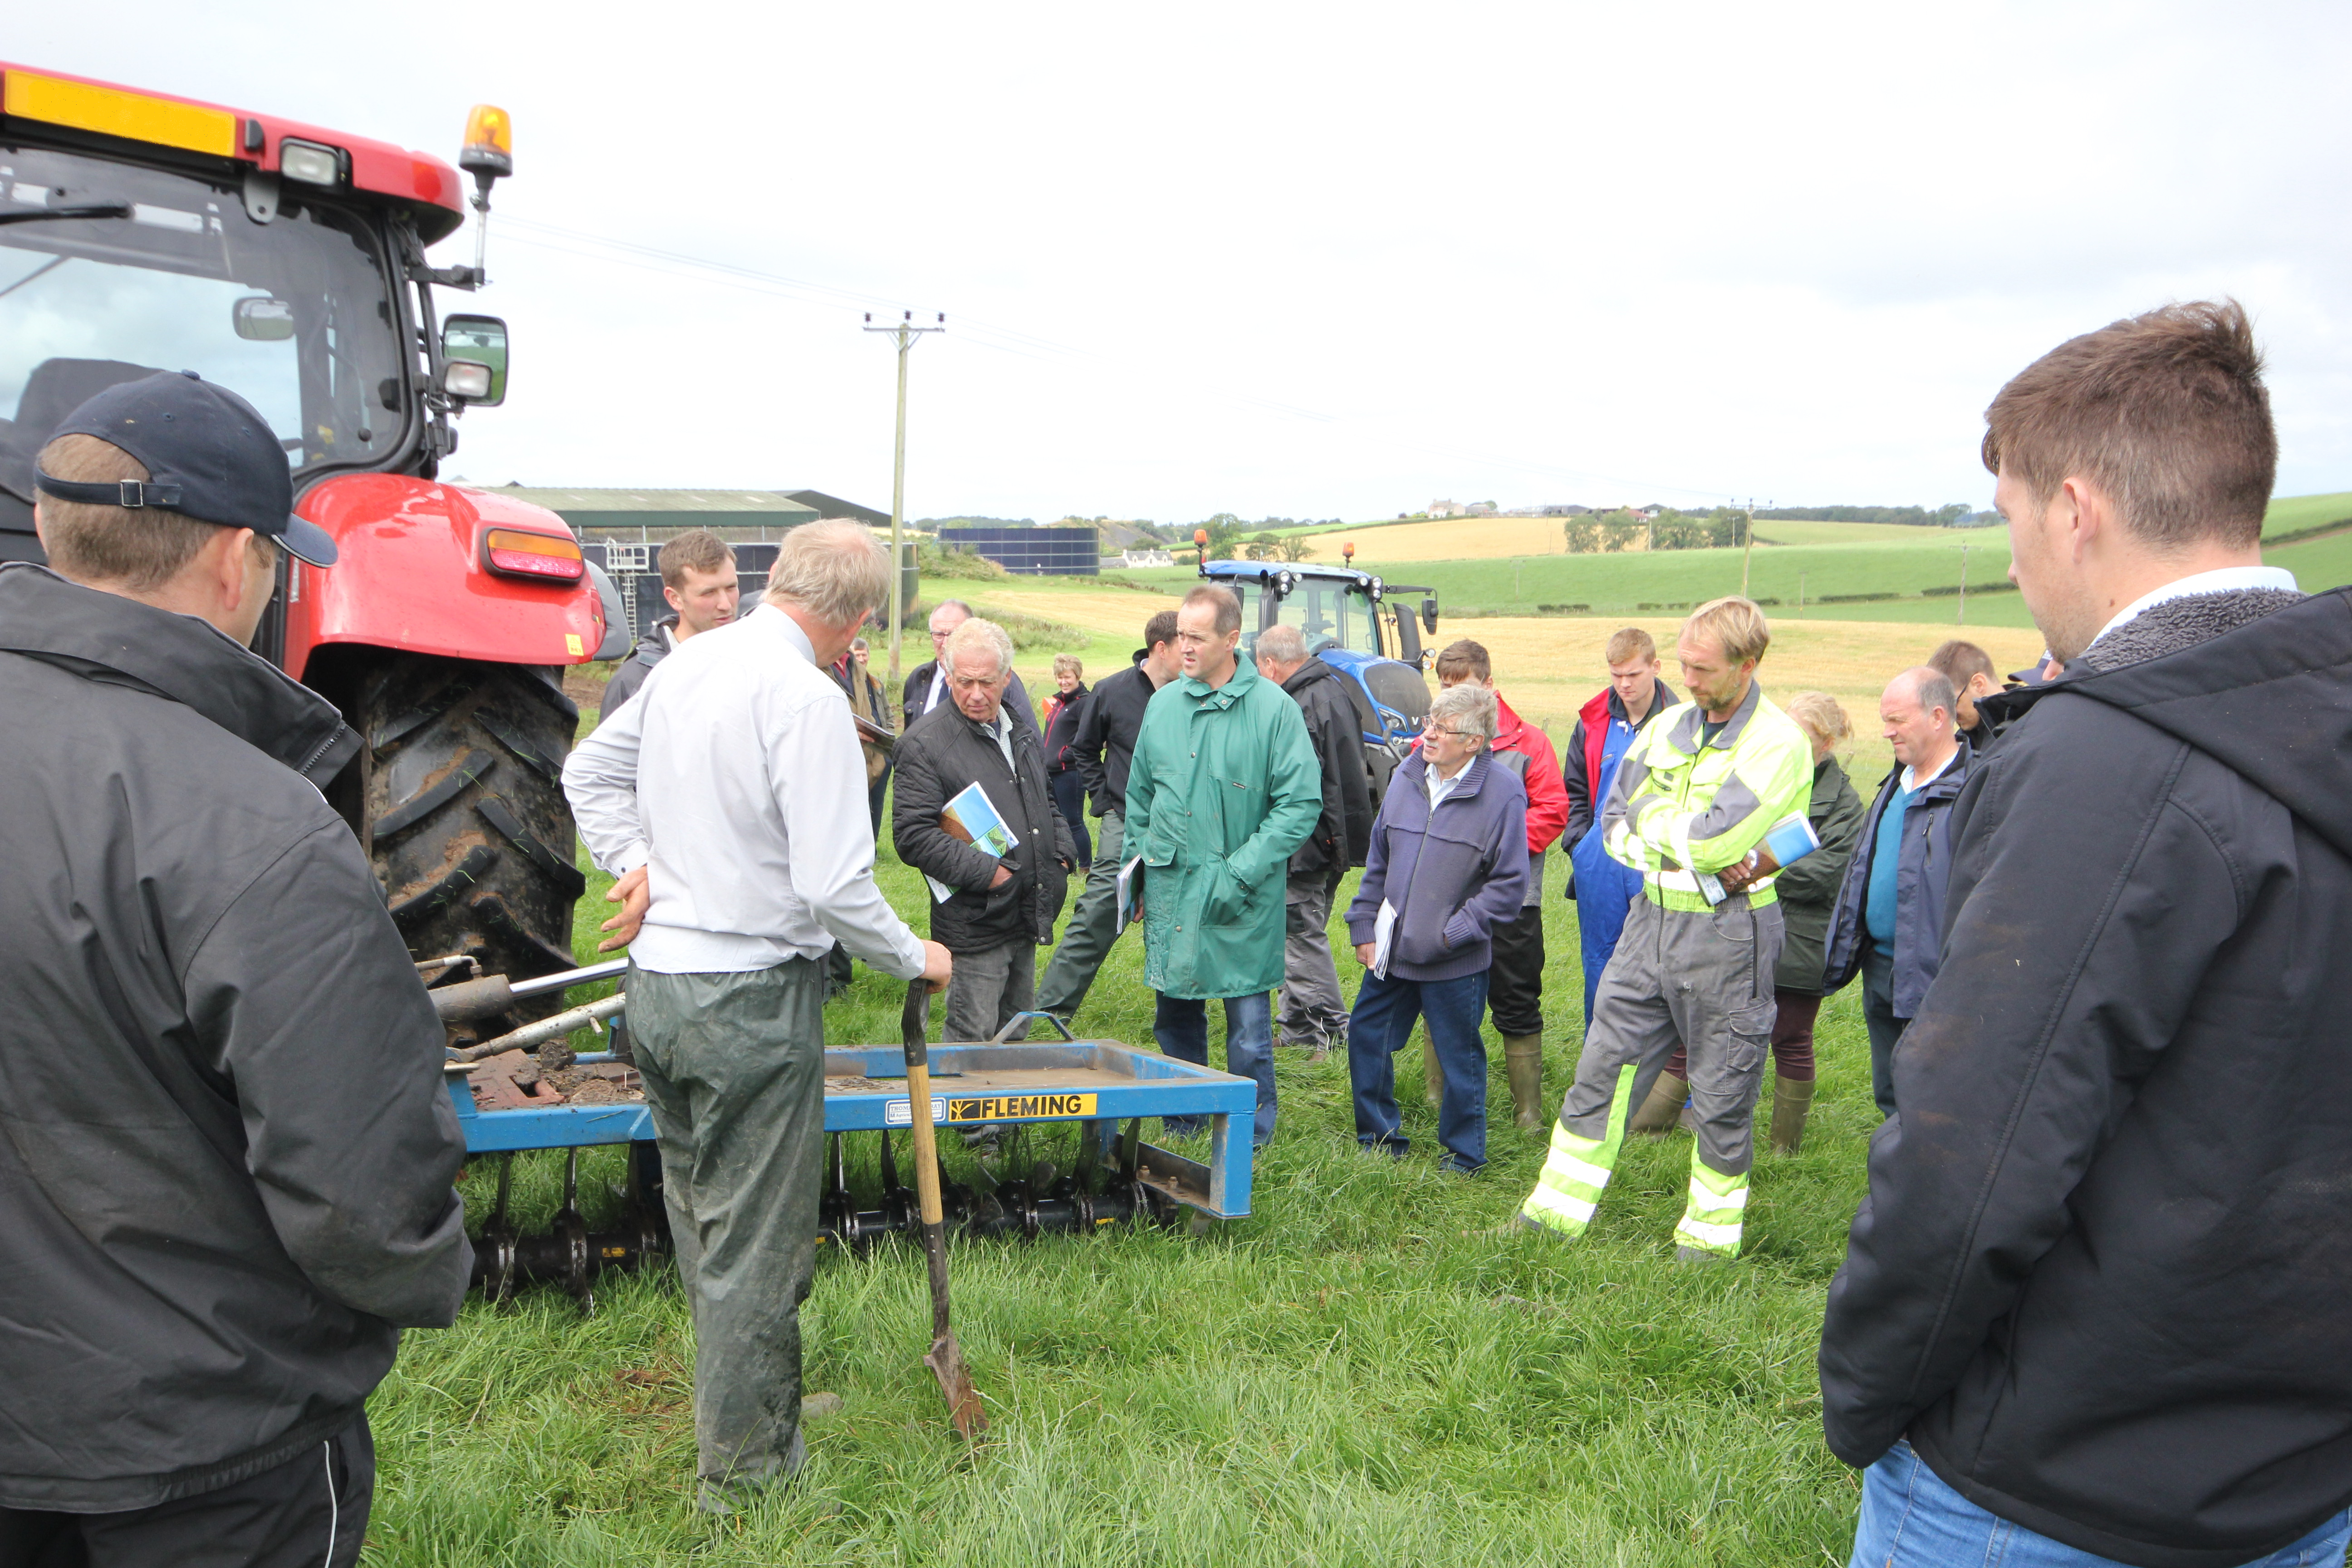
899, 980, 988, 1440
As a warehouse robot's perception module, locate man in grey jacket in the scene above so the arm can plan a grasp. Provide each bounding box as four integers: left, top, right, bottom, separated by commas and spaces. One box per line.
0, 374, 470, 1566
1256, 624, 1376, 1061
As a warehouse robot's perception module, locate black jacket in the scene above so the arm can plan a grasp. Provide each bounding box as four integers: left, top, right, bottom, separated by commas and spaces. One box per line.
1819, 587, 2352, 1568
892, 698, 1076, 952
1042, 681, 1089, 775
1279, 657, 1376, 878
597, 614, 674, 726
1072, 656, 1160, 817
903, 659, 1041, 750
1820, 737, 1974, 1015
0, 564, 471, 1512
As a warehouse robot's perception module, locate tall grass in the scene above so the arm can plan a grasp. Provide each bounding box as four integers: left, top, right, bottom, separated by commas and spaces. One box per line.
378, 816, 1875, 1565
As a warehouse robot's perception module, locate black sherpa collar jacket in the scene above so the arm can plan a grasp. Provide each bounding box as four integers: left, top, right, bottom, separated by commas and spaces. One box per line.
0, 564, 470, 1513
1819, 586, 2352, 1568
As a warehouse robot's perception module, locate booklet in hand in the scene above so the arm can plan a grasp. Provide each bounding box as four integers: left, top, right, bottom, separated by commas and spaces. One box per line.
930, 782, 1022, 903
1695, 811, 1822, 906
1115, 856, 1145, 933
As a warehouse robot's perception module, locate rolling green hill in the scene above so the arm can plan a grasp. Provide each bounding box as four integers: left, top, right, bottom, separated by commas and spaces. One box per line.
2262, 490, 2352, 542
1139, 493, 2347, 622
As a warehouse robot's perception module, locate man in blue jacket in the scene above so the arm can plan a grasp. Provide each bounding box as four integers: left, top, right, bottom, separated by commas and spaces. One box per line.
1344, 682, 1528, 1173
1819, 666, 1970, 1119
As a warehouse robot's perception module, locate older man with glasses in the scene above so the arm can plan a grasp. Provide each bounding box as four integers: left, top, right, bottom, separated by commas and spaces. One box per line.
901, 598, 1042, 750
1343, 683, 1529, 1172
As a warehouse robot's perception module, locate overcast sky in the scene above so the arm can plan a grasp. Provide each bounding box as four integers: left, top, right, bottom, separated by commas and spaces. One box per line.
19, 1, 2352, 522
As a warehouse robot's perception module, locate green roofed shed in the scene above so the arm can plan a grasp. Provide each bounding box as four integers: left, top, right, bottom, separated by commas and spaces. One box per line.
495, 487, 820, 540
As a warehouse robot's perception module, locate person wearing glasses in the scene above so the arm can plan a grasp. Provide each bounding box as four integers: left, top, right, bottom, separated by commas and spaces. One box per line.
1343, 682, 1529, 1172
901, 598, 1040, 750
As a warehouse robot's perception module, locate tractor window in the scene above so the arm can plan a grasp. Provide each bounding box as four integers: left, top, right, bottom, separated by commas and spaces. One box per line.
1280, 576, 1367, 657
0, 144, 405, 519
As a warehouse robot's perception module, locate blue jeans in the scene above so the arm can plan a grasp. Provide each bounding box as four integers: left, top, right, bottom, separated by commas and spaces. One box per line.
1347, 968, 1491, 1172
1853, 1440, 2350, 1568
1155, 991, 1275, 1147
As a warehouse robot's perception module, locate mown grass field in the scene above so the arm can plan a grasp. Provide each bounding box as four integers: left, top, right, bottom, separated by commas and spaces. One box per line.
374, 795, 1877, 1567
380, 504, 2343, 1563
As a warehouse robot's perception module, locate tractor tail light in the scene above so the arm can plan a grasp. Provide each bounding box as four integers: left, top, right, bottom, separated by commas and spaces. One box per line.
484, 528, 583, 582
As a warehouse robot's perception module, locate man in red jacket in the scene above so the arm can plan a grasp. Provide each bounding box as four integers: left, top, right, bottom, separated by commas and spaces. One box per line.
1433, 642, 1568, 1128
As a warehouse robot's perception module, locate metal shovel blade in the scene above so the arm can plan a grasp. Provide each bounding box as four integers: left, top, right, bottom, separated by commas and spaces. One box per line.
902, 981, 987, 1440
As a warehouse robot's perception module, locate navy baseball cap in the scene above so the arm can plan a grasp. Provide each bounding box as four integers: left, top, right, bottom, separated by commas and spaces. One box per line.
33, 371, 338, 567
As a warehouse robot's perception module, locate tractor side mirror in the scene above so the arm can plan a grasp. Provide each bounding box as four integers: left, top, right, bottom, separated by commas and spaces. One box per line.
441, 314, 509, 406
232, 296, 295, 341
1421, 598, 1438, 635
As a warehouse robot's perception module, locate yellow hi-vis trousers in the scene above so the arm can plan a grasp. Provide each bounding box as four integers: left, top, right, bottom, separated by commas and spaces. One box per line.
1520, 892, 1781, 1256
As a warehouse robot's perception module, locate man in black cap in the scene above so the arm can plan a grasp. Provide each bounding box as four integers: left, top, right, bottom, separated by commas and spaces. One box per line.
0, 372, 469, 1567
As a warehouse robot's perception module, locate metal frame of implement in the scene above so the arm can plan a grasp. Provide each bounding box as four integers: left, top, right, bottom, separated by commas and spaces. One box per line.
447, 1009, 1259, 1303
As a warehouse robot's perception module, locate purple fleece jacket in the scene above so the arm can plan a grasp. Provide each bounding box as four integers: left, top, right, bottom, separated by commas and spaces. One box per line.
1345, 750, 1529, 982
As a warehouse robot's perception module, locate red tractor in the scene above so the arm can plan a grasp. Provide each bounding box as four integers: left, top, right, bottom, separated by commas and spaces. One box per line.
0, 64, 622, 1000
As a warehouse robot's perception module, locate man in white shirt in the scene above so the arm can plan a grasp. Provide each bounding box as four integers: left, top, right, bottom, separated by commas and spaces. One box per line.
563, 521, 949, 1510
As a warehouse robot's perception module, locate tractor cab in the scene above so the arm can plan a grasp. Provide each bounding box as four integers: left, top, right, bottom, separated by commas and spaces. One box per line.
1199, 557, 1440, 800
0, 64, 617, 1015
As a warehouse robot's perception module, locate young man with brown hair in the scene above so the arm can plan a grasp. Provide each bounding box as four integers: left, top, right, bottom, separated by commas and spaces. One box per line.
1123, 585, 1322, 1146
1560, 626, 1677, 1027
1926, 637, 2000, 752
1431, 638, 1568, 1127
598, 526, 741, 724
0, 373, 470, 1564
1824, 301, 2352, 1568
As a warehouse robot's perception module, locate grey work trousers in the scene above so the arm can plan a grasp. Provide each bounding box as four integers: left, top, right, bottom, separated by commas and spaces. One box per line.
942, 937, 1036, 1044
1279, 869, 1348, 1051
627, 957, 825, 1499
1566, 892, 1784, 1181
1035, 809, 1123, 1023
1861, 941, 1904, 1120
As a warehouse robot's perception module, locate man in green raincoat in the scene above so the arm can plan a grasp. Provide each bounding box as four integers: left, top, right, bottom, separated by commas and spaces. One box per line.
1123, 584, 1323, 1147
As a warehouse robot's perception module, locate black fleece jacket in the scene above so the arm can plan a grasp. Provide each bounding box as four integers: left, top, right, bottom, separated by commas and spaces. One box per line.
1279, 657, 1376, 878
1819, 586, 2352, 1568
0, 564, 470, 1512
1072, 656, 1159, 816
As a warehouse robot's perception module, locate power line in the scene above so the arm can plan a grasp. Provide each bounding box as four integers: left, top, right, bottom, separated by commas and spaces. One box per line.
489, 216, 1740, 503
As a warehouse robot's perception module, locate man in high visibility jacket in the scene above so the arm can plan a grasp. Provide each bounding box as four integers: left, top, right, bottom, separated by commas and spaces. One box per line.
1516, 597, 1813, 1261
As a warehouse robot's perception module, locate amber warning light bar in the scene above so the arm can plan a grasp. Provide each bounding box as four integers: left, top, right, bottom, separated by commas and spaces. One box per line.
484, 529, 583, 582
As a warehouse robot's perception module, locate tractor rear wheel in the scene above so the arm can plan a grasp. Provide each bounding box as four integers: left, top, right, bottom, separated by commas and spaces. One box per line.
353, 653, 586, 1014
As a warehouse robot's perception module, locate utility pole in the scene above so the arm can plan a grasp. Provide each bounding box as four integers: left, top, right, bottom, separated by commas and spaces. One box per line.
1738, 498, 1768, 598
1956, 543, 1970, 625
864, 309, 946, 688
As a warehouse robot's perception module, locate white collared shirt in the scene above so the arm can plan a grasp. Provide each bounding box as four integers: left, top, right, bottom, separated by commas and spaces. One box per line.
1426, 759, 1468, 810
564, 603, 927, 978
1901, 743, 1961, 795
2089, 565, 2299, 650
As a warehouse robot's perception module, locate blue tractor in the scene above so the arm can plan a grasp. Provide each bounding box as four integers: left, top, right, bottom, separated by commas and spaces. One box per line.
1199, 555, 1440, 802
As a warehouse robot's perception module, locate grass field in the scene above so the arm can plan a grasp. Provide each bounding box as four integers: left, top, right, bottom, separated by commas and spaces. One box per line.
372, 794, 1879, 1567
386, 510, 2341, 1563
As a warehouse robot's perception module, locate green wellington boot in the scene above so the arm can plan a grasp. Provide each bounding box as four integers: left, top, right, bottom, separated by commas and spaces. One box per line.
1769, 1073, 1816, 1154
1626, 1071, 1689, 1136
1502, 1034, 1545, 1131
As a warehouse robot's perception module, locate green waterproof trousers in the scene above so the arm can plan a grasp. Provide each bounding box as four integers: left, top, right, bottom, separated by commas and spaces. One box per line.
1521, 893, 1783, 1256
627, 957, 826, 1500
1035, 809, 1123, 1023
